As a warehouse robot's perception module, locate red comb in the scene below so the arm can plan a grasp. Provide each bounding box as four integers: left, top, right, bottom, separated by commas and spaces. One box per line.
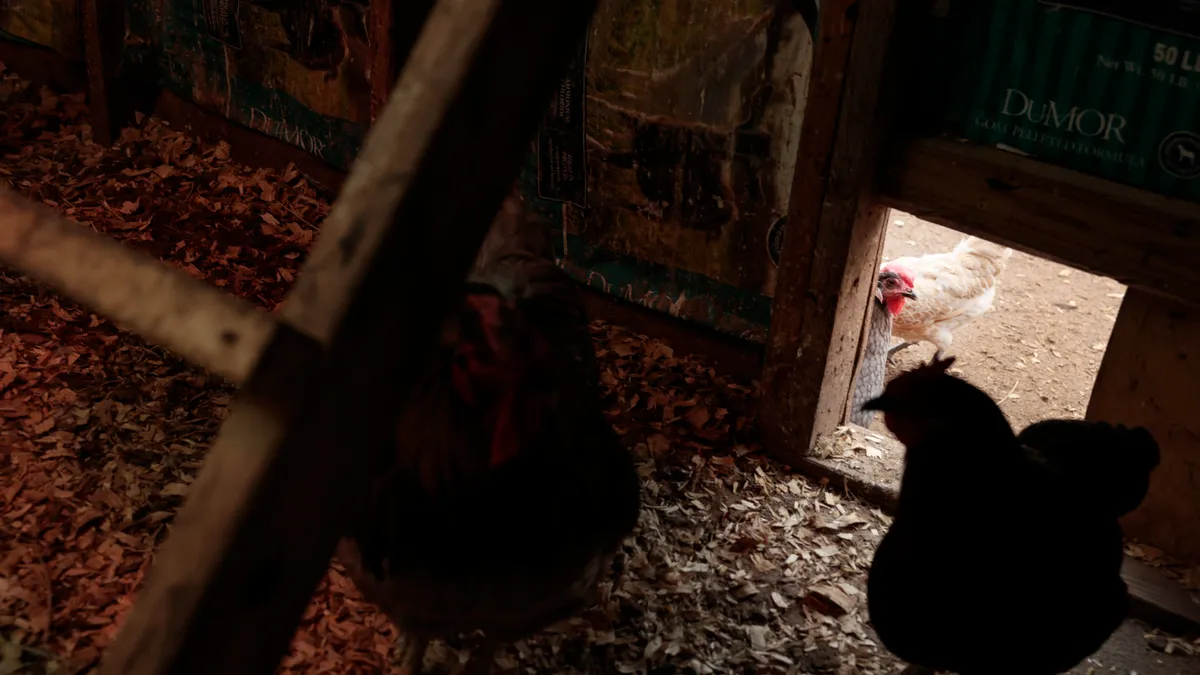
881, 261, 916, 285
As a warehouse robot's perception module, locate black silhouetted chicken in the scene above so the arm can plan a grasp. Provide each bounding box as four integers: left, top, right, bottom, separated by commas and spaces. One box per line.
336, 191, 642, 674
860, 357, 1159, 675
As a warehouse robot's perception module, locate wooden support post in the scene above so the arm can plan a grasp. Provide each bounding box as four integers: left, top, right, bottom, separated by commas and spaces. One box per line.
81, 0, 128, 146
94, 0, 599, 673
367, 3, 441, 122
1087, 288, 1200, 565
367, 1, 393, 121
366, 0, 395, 121
760, 0, 901, 464
846, 205, 892, 426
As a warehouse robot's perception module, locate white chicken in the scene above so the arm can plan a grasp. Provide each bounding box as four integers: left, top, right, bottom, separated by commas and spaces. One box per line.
883, 235, 1012, 361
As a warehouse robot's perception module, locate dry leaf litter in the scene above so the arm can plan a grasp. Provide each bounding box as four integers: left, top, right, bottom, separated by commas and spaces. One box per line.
0, 65, 1196, 675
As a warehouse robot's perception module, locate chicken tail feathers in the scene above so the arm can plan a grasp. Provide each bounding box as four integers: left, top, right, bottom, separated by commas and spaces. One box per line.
1117, 424, 1163, 473
1098, 423, 1160, 515
1017, 419, 1161, 518
955, 235, 1013, 261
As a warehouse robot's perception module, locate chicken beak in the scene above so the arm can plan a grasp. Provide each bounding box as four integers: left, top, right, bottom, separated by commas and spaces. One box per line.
902, 289, 917, 300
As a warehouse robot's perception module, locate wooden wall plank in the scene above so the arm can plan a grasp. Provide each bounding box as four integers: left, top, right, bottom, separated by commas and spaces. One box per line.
80, 0, 128, 145
760, 0, 901, 463
843, 205, 891, 426
1087, 288, 1200, 565
367, 0, 395, 121
367, 2, 442, 122
1122, 557, 1200, 636
808, 205, 891, 431
879, 138, 1200, 308
95, 0, 600, 672
760, 0, 860, 461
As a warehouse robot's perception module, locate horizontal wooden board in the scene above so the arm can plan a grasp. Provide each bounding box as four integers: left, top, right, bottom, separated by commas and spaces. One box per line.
878, 137, 1200, 307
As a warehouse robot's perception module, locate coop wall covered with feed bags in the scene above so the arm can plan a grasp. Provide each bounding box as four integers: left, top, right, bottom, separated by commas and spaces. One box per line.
0, 0, 81, 60
0, 0, 817, 345
915, 0, 1200, 203
123, 0, 376, 170
518, 1, 816, 343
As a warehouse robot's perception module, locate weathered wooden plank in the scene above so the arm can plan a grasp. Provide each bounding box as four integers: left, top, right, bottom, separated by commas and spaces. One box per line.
1087, 288, 1200, 565
878, 138, 1200, 308
0, 187, 272, 383
366, 0, 441, 123
80, 0, 128, 145
808, 426, 903, 510
760, 0, 901, 464
837, 205, 890, 427
1122, 557, 1200, 636
759, 0, 860, 461
367, 0, 395, 121
95, 0, 599, 673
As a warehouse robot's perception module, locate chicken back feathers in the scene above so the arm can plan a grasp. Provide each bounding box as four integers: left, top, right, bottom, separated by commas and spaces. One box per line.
885, 236, 1012, 354
864, 359, 1138, 675
338, 192, 641, 651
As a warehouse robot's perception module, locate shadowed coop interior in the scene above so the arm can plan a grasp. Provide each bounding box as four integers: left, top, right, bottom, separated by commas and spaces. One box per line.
0, 0, 1198, 674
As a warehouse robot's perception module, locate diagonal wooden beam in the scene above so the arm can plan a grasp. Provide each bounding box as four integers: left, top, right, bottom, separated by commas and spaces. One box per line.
94, 0, 599, 673
0, 189, 272, 383
0, 1, 450, 383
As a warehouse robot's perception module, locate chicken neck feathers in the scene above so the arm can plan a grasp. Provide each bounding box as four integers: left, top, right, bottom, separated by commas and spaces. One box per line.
850, 296, 893, 427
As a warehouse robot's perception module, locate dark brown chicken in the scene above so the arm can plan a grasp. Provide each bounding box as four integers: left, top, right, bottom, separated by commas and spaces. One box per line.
337, 192, 642, 673
861, 357, 1158, 675
850, 270, 916, 428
